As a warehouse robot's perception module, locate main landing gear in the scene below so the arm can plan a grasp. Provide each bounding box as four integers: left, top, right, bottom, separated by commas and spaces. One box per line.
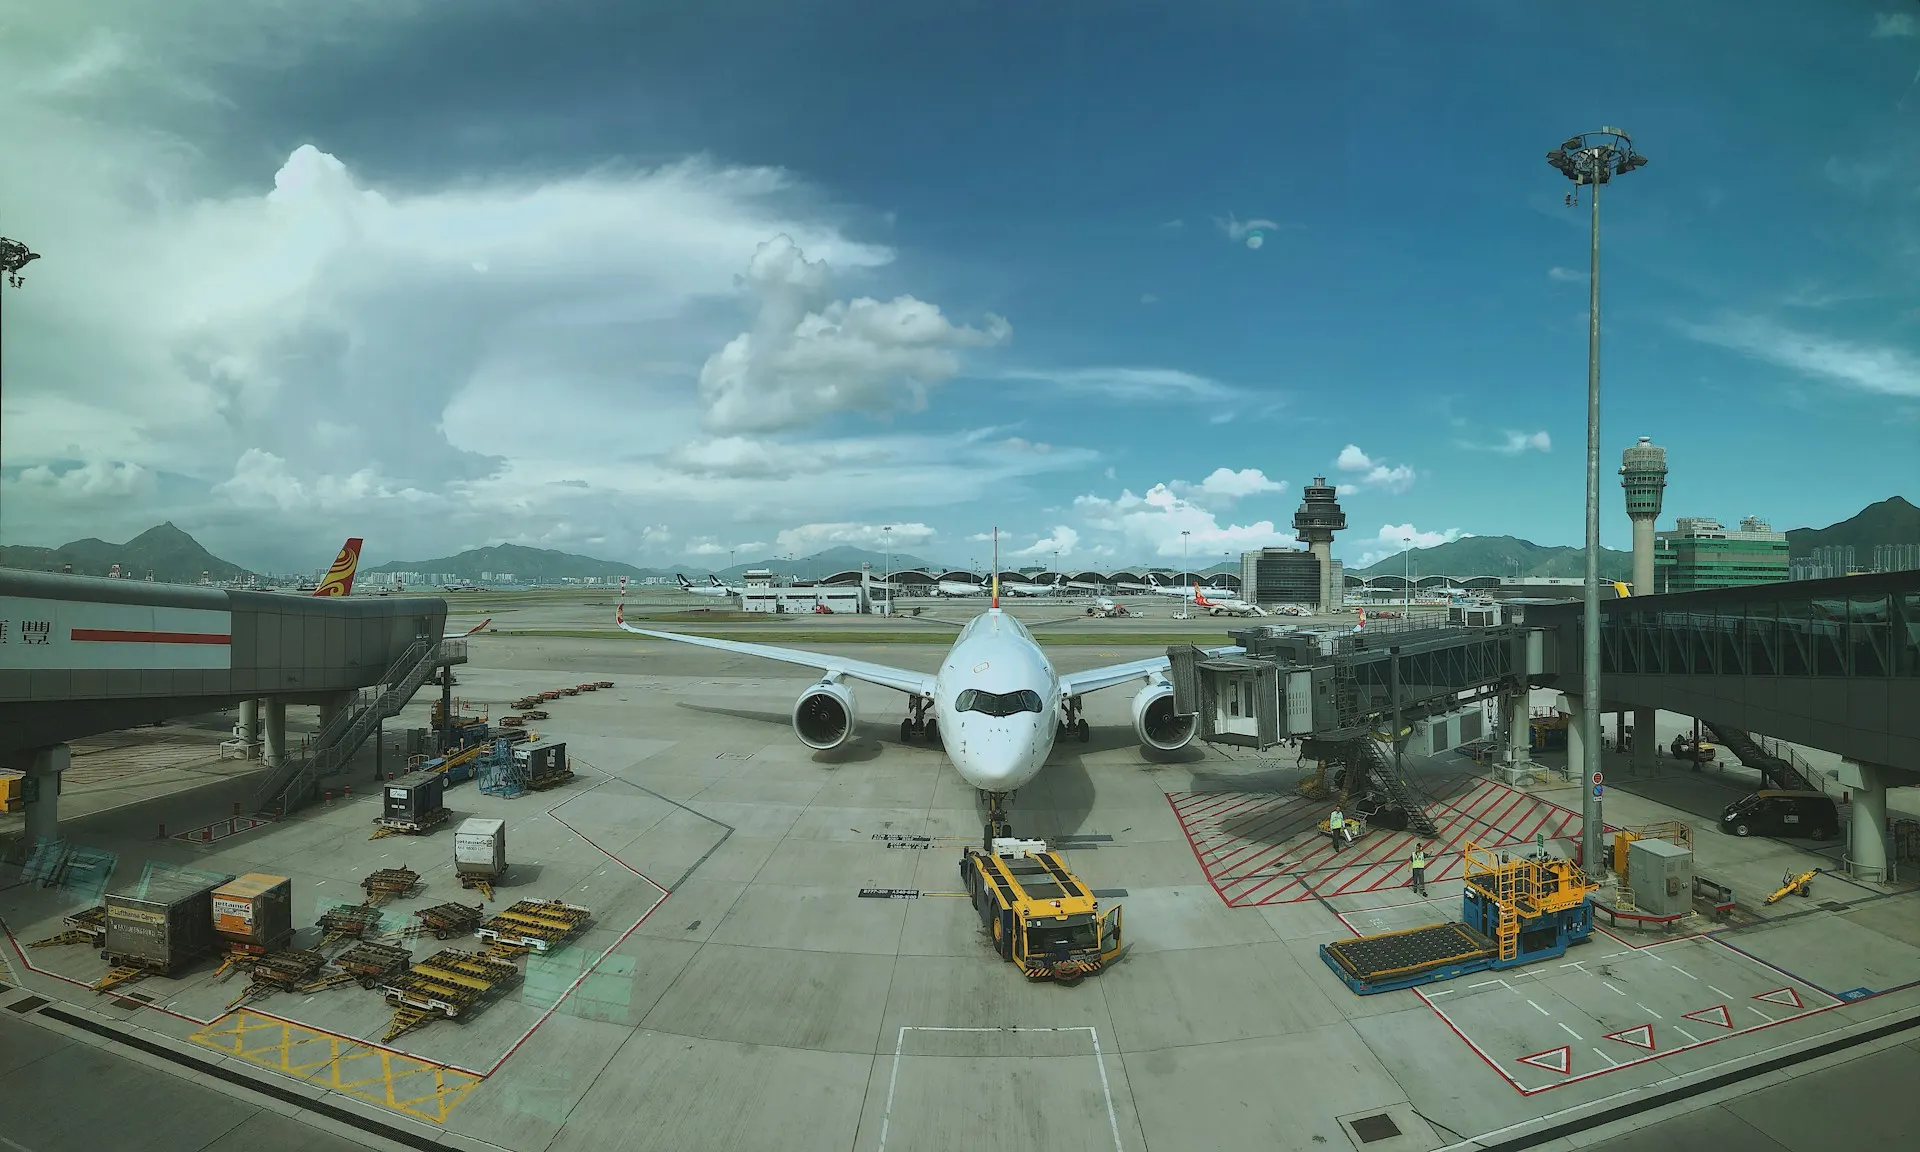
1061, 695, 1090, 744
983, 791, 1014, 850
900, 696, 939, 745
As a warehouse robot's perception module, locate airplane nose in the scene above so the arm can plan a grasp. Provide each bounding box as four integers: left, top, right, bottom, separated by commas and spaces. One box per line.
952, 725, 1028, 791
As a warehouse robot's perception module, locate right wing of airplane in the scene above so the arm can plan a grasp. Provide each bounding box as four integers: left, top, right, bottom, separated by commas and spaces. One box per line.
445, 618, 491, 639
616, 618, 936, 697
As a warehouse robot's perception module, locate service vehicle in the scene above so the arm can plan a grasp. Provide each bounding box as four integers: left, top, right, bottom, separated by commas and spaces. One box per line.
959, 838, 1122, 980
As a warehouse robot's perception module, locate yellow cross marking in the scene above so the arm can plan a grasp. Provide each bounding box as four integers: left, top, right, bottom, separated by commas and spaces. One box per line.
188, 1010, 481, 1123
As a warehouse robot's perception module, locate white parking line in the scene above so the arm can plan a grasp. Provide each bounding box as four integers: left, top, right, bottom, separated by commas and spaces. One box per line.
1560, 1022, 1583, 1041
1675, 1026, 1701, 1044
1528, 999, 1550, 1016
1708, 984, 1734, 1000
1637, 1003, 1663, 1019
1592, 1047, 1619, 1067
1670, 964, 1697, 979
1426, 988, 1455, 998
1749, 1005, 1774, 1022
1602, 981, 1627, 996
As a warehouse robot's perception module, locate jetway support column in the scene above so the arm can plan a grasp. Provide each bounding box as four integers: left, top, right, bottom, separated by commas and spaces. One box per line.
1559, 692, 1586, 787
1632, 707, 1656, 775
1835, 759, 1920, 883
264, 699, 288, 772
21, 744, 69, 849
238, 699, 259, 759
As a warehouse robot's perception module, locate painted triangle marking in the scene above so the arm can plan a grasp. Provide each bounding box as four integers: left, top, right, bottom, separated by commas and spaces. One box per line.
1755, 987, 1804, 1008
1682, 1004, 1734, 1029
1604, 1023, 1656, 1050
1516, 1045, 1572, 1075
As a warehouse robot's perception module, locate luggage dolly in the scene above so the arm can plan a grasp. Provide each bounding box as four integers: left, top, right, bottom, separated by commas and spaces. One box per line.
29, 906, 108, 949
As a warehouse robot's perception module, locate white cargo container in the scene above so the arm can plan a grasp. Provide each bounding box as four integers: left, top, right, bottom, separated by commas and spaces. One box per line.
455, 818, 507, 883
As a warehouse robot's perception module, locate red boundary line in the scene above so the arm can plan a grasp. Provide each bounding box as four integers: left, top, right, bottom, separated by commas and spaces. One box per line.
0, 768, 671, 1082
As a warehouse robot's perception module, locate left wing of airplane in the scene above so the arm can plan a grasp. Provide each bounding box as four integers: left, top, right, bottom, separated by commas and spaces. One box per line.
445, 618, 491, 638
1058, 645, 1244, 697
615, 620, 937, 697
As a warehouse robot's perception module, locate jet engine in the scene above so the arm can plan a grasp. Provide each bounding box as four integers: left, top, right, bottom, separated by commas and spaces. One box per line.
1131, 681, 1195, 751
793, 681, 858, 750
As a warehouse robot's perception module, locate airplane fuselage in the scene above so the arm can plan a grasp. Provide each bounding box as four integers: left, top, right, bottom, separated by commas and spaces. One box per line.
927, 610, 1059, 794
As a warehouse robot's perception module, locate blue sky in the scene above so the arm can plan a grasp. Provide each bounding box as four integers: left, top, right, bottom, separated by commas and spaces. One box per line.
1, 1, 1914, 573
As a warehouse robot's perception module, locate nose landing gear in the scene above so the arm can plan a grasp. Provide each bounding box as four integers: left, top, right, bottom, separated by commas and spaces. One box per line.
983, 790, 1014, 850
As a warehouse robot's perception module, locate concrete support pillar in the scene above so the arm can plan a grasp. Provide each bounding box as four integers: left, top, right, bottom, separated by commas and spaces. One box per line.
1631, 707, 1656, 774
1843, 760, 1890, 882
1560, 693, 1585, 785
21, 744, 69, 848
1503, 692, 1531, 765
264, 698, 287, 771
238, 698, 259, 758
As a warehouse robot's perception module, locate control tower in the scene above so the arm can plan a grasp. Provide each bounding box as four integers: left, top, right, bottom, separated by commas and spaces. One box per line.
1292, 476, 1348, 610
1619, 436, 1667, 769
1619, 436, 1667, 595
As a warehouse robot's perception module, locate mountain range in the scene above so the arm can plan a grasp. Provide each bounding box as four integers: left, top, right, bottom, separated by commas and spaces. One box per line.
2, 496, 1911, 586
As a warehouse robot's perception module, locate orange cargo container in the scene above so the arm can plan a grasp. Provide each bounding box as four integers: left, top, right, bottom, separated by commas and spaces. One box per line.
212, 873, 294, 951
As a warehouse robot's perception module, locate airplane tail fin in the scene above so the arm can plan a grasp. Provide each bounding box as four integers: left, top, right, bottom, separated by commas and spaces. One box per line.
709, 574, 724, 586
990, 527, 1000, 609
313, 538, 363, 597
676, 574, 692, 589
1355, 605, 1366, 633
618, 576, 627, 626
1194, 588, 1215, 607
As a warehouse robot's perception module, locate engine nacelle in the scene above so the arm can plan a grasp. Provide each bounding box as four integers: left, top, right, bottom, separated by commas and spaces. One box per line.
1131, 681, 1195, 751
793, 681, 858, 750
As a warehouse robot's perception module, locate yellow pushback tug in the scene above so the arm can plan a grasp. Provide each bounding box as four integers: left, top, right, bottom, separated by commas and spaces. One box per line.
960, 838, 1122, 980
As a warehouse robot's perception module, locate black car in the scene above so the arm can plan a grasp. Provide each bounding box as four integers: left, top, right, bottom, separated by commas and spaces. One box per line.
1720, 790, 1840, 841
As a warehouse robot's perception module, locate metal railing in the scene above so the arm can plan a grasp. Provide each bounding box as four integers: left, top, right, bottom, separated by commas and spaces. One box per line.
250, 636, 446, 814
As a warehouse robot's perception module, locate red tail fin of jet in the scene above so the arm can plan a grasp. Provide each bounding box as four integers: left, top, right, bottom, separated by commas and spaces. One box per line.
313, 538, 363, 597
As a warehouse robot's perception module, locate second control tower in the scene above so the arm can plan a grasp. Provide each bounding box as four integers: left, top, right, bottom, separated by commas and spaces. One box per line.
1619, 436, 1668, 766
1292, 476, 1348, 610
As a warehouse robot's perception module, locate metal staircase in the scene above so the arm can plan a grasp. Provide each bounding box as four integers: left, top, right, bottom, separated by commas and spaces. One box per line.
1354, 734, 1439, 837
1699, 721, 1816, 792
250, 636, 456, 816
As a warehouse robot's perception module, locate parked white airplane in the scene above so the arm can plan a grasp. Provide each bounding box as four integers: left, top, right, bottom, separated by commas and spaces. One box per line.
936, 578, 989, 597
618, 531, 1243, 843
1085, 597, 1130, 618
676, 574, 735, 598
1000, 573, 1066, 597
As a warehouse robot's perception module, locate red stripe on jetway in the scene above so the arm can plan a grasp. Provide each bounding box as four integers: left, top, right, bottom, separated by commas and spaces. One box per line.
70, 628, 232, 645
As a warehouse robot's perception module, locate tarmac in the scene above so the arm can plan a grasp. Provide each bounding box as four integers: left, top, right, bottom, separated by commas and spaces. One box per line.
2, 591, 1918, 1151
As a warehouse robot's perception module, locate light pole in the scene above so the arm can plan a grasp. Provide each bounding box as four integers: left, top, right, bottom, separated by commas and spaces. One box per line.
1403, 532, 1413, 611
1549, 127, 1648, 874
1180, 530, 1191, 620
883, 526, 892, 615
0, 237, 42, 539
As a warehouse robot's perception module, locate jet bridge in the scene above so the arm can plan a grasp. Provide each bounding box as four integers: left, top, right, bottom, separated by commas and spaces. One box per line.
1166, 617, 1541, 749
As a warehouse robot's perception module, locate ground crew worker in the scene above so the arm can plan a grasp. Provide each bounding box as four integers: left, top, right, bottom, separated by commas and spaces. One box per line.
1328, 808, 1346, 852
1409, 844, 1430, 896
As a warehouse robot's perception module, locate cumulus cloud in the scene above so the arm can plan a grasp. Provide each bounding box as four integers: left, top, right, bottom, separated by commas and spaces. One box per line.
1012, 526, 1080, 558
1334, 445, 1416, 493
1347, 523, 1473, 568
1872, 12, 1918, 38
1173, 467, 1286, 502
1676, 316, 1920, 398
1072, 471, 1298, 559
696, 234, 1010, 434
683, 537, 767, 557
1547, 266, 1585, 282
210, 449, 435, 513
773, 522, 936, 554
14, 460, 156, 500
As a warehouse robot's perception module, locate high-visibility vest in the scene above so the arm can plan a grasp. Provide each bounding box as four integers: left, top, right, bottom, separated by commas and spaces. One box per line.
1329, 811, 1344, 829
1410, 851, 1428, 870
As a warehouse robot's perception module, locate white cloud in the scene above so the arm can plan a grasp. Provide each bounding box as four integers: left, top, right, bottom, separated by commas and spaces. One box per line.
696, 234, 1010, 434
1334, 444, 1416, 493
1347, 523, 1473, 568
1457, 430, 1552, 454
1547, 266, 1584, 282
683, 537, 767, 557
773, 522, 936, 554
1216, 214, 1283, 249
1872, 12, 1918, 38
1174, 467, 1286, 502
1677, 316, 1920, 398
1012, 526, 1080, 558
995, 366, 1242, 403
14, 459, 156, 500
210, 449, 436, 513
1072, 471, 1298, 560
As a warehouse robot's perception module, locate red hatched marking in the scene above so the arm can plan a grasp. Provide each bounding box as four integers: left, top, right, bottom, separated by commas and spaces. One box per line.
1604, 1023, 1655, 1050
1516, 1045, 1571, 1075
1755, 987, 1804, 1008
1682, 1004, 1733, 1029
70, 628, 231, 645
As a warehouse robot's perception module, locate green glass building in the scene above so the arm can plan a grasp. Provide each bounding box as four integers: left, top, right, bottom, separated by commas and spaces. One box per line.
1653, 516, 1790, 593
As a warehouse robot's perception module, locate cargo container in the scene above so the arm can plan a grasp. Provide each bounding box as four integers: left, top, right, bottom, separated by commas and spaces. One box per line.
513, 739, 569, 785
211, 873, 294, 952
383, 770, 447, 824
0, 771, 22, 813
105, 871, 233, 973
455, 818, 507, 883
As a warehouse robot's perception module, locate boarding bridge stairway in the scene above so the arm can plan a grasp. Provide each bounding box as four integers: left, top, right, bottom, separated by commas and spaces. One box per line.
1699, 721, 1817, 793
251, 636, 457, 816
1354, 733, 1440, 838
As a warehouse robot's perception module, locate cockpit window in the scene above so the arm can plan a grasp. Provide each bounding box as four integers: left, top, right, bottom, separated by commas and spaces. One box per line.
955, 688, 1043, 716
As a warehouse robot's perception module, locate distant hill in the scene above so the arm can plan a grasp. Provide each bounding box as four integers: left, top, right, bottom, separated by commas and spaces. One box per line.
718, 544, 937, 582
0, 523, 254, 584
1784, 496, 1919, 559
1350, 534, 1633, 581
363, 544, 664, 584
